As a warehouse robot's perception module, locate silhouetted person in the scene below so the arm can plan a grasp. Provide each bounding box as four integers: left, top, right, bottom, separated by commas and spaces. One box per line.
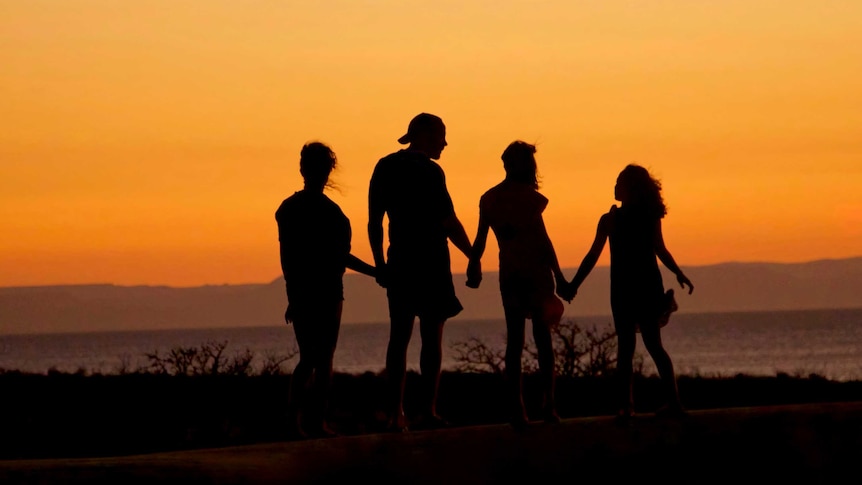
466, 141, 568, 429
564, 164, 694, 421
368, 113, 472, 431
276, 142, 376, 439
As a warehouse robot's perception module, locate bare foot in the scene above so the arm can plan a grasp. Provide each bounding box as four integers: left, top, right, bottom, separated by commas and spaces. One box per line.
386, 413, 409, 433
612, 408, 635, 427
306, 421, 339, 439
415, 413, 450, 430
655, 404, 688, 419
543, 407, 561, 424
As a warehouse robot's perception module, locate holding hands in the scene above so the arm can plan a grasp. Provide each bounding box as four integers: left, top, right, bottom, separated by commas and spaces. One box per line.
374, 263, 389, 289
556, 277, 576, 303
466, 258, 482, 289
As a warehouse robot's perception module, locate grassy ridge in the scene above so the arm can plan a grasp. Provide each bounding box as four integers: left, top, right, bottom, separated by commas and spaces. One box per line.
1, 371, 861, 460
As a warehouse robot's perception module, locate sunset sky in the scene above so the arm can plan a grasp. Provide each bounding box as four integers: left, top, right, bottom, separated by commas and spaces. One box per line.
2, 1, 860, 287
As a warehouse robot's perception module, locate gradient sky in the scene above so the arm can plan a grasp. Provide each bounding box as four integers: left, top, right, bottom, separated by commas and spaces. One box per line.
2, 1, 861, 287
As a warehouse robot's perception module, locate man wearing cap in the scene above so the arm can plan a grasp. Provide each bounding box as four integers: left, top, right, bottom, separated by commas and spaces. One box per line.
368, 113, 472, 431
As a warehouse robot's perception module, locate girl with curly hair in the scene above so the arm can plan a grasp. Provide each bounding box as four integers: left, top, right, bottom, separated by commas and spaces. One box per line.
564, 164, 694, 421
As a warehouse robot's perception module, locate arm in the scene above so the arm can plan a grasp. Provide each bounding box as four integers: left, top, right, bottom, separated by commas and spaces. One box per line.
275, 211, 293, 294
368, 169, 388, 288
569, 214, 610, 294
538, 216, 565, 281
346, 254, 376, 278
653, 219, 694, 294
444, 213, 473, 259
367, 209, 386, 269
466, 211, 490, 288
538, 217, 570, 301
438, 169, 472, 259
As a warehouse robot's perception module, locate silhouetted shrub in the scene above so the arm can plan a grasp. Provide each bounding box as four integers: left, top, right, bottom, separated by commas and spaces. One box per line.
142, 341, 297, 376
451, 318, 627, 378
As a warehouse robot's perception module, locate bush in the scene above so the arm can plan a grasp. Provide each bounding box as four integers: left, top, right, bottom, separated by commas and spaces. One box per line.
451, 318, 643, 378
141, 341, 296, 376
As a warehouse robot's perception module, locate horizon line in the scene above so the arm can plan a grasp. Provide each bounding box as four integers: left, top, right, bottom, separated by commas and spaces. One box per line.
2, 255, 860, 290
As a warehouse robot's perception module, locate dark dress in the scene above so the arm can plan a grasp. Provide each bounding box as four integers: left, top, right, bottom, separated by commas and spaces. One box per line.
275, 190, 352, 322
607, 205, 666, 326
368, 149, 462, 320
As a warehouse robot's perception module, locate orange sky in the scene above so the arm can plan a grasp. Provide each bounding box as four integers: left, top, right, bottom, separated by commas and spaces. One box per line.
2, 1, 861, 287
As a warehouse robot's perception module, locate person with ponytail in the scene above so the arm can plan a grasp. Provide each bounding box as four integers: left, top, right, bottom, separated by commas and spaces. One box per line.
276, 141, 376, 438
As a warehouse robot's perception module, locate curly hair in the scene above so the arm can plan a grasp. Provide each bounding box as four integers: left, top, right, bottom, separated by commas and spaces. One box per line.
617, 164, 667, 218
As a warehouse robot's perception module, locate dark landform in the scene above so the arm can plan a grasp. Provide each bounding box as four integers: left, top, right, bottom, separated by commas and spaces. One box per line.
2, 256, 861, 334
0, 371, 860, 484
0, 370, 860, 461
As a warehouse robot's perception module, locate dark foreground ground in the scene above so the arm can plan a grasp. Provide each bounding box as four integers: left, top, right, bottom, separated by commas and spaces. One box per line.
1, 401, 861, 485
3, 371, 862, 461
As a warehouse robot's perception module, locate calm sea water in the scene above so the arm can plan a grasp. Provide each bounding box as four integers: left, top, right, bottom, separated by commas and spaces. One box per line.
1, 309, 861, 381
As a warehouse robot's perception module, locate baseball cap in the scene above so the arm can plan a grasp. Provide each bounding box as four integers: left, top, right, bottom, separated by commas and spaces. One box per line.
397, 113, 444, 144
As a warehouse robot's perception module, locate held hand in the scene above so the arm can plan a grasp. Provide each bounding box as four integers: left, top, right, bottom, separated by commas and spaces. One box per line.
466, 259, 482, 289
677, 273, 694, 294
556, 279, 576, 303
569, 282, 579, 302
553, 276, 568, 303
375, 264, 389, 289
555, 287, 571, 303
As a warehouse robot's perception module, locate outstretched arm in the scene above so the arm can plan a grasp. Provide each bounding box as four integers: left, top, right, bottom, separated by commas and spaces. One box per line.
368, 182, 388, 287
654, 219, 694, 294
346, 254, 376, 278
569, 214, 610, 295
444, 213, 473, 259
368, 210, 386, 266
466, 212, 490, 288
538, 217, 569, 301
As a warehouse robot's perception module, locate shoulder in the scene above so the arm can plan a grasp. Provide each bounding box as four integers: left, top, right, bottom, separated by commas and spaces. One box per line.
376, 151, 401, 166
371, 151, 403, 176
420, 157, 446, 180
599, 205, 618, 227
320, 194, 348, 218
377, 149, 422, 167
275, 192, 301, 218
320, 193, 340, 209
481, 181, 506, 197
479, 181, 507, 207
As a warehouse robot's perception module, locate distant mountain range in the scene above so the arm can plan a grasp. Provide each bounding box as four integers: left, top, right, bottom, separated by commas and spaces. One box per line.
1, 257, 860, 334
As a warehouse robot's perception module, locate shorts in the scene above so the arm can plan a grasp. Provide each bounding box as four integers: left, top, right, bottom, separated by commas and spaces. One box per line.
499, 268, 563, 324
385, 246, 463, 321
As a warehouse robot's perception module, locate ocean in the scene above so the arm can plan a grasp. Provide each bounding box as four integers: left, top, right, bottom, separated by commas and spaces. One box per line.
1, 308, 861, 381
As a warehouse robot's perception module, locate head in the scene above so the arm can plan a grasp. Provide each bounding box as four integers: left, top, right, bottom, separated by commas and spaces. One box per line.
501, 140, 539, 189
615, 164, 667, 218
299, 141, 337, 191
398, 113, 447, 160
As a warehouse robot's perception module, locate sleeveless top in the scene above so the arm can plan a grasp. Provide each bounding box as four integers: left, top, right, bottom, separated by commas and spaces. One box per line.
607, 205, 665, 318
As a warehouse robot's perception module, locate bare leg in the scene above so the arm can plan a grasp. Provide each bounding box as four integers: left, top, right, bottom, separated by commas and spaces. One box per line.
418, 316, 446, 423
385, 311, 414, 430
287, 319, 314, 438
614, 319, 637, 418
640, 319, 683, 414
307, 302, 342, 436
532, 317, 559, 423
504, 307, 528, 428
